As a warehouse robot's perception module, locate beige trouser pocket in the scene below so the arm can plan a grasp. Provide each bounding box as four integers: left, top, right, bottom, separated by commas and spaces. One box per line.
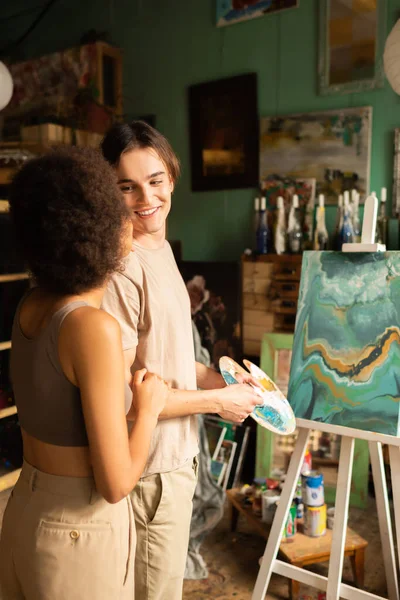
0, 464, 136, 600
131, 457, 198, 600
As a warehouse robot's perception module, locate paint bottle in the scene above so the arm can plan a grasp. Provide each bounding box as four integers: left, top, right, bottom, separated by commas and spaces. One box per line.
262, 490, 280, 524
339, 191, 354, 247
282, 503, 297, 540
256, 196, 269, 254
351, 189, 361, 243
274, 196, 286, 255
304, 504, 327, 537
293, 478, 304, 519
301, 449, 312, 475
302, 471, 325, 506
371, 192, 380, 243
377, 187, 388, 246
287, 194, 302, 254
313, 194, 329, 250
333, 194, 344, 250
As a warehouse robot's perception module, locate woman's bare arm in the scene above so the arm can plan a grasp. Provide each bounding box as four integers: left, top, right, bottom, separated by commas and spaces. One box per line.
61, 308, 166, 503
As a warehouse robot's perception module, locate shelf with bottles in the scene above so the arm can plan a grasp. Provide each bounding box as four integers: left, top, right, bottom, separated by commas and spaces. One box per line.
252, 187, 390, 257
0, 180, 29, 493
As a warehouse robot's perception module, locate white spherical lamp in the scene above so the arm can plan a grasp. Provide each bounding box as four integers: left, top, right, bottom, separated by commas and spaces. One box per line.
0, 61, 13, 111
384, 19, 400, 95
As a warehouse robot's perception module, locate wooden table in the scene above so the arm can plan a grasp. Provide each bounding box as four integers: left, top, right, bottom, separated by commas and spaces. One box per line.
226, 489, 368, 600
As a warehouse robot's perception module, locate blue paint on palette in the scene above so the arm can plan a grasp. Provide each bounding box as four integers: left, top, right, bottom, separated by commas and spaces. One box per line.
288, 251, 400, 436
221, 370, 238, 386
253, 405, 286, 430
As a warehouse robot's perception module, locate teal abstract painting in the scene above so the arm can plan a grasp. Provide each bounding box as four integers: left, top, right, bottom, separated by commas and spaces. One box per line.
288, 251, 400, 436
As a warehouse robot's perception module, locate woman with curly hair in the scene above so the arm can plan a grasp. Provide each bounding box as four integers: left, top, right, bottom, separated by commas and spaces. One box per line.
0, 146, 168, 600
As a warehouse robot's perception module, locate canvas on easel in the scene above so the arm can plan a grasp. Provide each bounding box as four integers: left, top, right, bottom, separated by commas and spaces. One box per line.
289, 251, 400, 436
252, 231, 400, 600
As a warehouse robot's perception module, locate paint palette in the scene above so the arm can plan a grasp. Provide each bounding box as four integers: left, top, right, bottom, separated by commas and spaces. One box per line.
219, 357, 296, 435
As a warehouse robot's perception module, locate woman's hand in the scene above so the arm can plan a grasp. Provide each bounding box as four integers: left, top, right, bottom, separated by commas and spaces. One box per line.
132, 369, 169, 420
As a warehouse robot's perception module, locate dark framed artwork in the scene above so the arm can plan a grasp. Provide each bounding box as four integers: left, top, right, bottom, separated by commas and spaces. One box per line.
188, 73, 259, 192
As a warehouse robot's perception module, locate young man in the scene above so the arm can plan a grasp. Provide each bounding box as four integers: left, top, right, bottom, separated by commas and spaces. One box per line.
101, 121, 260, 600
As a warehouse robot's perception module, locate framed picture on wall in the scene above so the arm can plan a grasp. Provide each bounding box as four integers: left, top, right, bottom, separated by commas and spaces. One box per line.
260, 106, 372, 204
216, 0, 299, 28
318, 0, 387, 95
188, 73, 259, 192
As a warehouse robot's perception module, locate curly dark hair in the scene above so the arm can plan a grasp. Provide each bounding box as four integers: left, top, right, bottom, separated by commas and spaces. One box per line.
9, 145, 129, 295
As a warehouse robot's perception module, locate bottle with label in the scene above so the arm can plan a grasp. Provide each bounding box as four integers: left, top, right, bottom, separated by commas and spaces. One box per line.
340, 191, 354, 247
377, 187, 388, 246
371, 192, 380, 243
287, 194, 302, 254
274, 196, 286, 255
333, 194, 344, 250
313, 194, 329, 250
351, 189, 361, 243
256, 196, 269, 254
253, 197, 260, 251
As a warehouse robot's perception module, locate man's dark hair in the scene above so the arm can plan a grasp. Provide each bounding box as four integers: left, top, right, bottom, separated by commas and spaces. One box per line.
101, 120, 181, 183
9, 146, 129, 295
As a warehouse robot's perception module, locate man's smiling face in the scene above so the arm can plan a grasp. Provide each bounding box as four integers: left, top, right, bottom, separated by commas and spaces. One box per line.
117, 148, 173, 244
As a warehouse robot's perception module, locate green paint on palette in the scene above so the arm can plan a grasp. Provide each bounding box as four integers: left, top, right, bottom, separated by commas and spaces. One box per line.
288, 251, 400, 436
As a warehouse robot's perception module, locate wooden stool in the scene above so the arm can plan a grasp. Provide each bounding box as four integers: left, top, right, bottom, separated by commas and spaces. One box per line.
226, 489, 368, 600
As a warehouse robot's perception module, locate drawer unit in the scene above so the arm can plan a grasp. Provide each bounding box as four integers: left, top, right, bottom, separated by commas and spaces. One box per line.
241, 254, 302, 357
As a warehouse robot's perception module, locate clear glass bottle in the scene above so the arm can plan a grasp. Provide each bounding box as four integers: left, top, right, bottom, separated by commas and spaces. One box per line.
340, 191, 354, 247
275, 195, 286, 255
377, 187, 388, 246
351, 189, 361, 243
253, 197, 260, 252
333, 194, 344, 250
313, 194, 329, 250
287, 194, 302, 254
256, 196, 269, 254
371, 192, 380, 243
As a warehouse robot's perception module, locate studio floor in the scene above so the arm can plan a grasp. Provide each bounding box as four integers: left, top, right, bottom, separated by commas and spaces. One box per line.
0, 489, 390, 600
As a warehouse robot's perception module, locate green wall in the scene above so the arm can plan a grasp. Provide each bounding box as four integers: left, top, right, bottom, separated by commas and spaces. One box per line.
1, 0, 399, 260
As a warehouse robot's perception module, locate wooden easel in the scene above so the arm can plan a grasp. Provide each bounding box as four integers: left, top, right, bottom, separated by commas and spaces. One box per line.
252, 196, 400, 600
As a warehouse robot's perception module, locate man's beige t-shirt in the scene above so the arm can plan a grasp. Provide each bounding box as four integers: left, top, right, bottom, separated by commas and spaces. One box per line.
102, 241, 199, 477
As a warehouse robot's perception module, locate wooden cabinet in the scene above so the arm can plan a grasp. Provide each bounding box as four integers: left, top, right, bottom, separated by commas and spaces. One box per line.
241, 254, 302, 357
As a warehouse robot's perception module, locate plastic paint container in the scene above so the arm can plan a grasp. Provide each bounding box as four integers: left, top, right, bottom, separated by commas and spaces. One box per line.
261, 490, 280, 524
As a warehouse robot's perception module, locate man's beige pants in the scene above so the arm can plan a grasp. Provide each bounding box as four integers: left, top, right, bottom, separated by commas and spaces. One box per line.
0, 460, 135, 600
131, 456, 198, 600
